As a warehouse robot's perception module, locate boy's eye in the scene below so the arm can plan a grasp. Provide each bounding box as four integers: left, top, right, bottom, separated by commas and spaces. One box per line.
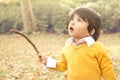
70, 17, 73, 21
77, 19, 81, 22
70, 17, 82, 22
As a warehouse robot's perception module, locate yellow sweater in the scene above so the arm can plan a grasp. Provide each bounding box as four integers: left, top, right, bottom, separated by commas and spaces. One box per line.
54, 42, 116, 80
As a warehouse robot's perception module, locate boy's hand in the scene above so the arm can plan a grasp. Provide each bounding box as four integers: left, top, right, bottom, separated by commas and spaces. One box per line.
38, 54, 47, 65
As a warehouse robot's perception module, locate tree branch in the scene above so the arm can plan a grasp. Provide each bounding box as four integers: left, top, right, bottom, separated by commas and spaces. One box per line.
10, 29, 41, 56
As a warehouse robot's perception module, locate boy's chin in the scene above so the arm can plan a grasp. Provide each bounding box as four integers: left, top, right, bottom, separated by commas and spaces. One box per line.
69, 34, 75, 37
68, 32, 73, 36
68, 33, 73, 36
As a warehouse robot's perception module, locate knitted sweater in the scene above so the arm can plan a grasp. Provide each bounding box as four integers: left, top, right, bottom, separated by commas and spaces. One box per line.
54, 42, 116, 80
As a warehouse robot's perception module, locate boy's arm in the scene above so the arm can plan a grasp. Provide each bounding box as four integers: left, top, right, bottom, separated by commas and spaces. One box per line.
39, 53, 67, 72
54, 53, 67, 71
96, 48, 116, 80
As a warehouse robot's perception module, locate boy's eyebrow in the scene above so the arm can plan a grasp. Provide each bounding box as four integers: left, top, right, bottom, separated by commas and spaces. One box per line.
75, 17, 84, 20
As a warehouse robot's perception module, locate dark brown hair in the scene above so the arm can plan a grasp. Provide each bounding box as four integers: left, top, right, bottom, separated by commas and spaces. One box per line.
69, 7, 102, 41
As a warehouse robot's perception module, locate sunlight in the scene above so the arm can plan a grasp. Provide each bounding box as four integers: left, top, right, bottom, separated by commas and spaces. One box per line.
0, 0, 3, 2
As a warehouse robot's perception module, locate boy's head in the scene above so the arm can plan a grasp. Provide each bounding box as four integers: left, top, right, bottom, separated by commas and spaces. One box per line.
69, 7, 102, 41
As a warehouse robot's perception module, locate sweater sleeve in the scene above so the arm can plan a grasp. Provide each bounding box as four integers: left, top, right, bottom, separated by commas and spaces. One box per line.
55, 53, 67, 71
46, 53, 67, 72
96, 47, 116, 80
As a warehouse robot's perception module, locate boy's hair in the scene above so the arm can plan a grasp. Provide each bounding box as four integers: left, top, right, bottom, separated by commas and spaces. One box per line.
69, 7, 102, 41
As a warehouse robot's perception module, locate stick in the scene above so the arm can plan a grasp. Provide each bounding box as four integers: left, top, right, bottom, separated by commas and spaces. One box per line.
10, 29, 41, 57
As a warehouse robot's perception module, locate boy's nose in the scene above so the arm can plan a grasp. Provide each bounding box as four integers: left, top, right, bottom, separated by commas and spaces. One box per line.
70, 20, 75, 25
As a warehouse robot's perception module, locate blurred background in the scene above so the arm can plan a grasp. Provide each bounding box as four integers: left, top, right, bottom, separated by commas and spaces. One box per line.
0, 0, 120, 34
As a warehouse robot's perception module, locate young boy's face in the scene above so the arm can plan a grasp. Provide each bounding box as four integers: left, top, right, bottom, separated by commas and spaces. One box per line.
68, 14, 89, 40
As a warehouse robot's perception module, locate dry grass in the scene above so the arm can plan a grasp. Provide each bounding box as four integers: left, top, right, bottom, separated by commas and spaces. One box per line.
0, 33, 120, 80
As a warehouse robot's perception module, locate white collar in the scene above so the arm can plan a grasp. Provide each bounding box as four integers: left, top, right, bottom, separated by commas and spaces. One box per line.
83, 36, 95, 47
65, 36, 95, 47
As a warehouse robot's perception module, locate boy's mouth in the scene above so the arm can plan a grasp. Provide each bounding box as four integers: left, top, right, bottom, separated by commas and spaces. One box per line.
70, 27, 74, 30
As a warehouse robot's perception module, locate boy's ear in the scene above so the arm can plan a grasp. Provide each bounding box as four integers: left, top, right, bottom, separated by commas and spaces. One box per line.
90, 28, 95, 35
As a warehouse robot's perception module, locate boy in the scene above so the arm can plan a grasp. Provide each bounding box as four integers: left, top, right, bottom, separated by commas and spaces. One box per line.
39, 7, 116, 80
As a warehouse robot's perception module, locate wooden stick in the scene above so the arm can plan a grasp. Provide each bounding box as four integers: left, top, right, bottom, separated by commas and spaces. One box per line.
10, 29, 40, 56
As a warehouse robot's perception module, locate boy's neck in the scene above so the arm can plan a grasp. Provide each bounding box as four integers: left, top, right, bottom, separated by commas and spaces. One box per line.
74, 38, 79, 43
73, 38, 82, 43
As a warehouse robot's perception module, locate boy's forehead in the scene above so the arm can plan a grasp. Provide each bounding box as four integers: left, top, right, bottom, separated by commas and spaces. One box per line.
72, 13, 88, 22
72, 13, 81, 18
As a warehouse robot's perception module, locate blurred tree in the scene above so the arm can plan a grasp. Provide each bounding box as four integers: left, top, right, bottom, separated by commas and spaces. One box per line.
20, 0, 37, 33
0, 0, 120, 34
32, 0, 71, 34
0, 2, 22, 34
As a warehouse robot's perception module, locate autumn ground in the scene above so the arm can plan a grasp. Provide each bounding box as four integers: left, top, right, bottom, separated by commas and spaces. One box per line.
0, 33, 120, 80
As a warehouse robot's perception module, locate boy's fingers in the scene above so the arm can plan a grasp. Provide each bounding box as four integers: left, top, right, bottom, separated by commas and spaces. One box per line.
38, 54, 42, 58
37, 53, 47, 64
38, 55, 45, 61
